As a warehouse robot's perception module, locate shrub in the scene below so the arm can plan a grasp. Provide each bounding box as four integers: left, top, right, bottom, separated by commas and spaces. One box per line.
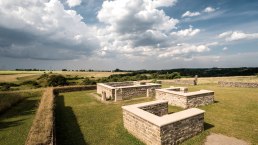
21, 80, 40, 87
37, 74, 49, 80
0, 82, 20, 91
81, 77, 96, 85
47, 75, 68, 87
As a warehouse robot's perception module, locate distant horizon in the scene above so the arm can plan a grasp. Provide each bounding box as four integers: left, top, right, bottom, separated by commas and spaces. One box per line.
1, 0, 258, 69
1, 66, 258, 72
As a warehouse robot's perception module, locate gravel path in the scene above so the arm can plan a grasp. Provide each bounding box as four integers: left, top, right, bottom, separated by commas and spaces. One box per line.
204, 133, 249, 145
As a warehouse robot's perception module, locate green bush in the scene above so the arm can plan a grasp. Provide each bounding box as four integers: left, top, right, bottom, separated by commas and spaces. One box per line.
47, 75, 68, 87
21, 80, 40, 87
81, 77, 96, 85
0, 82, 20, 91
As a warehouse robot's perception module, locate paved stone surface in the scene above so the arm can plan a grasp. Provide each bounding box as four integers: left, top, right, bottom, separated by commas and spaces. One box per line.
205, 133, 249, 145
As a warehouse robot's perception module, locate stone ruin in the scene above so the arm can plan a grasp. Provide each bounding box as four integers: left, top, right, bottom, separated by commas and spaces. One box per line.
155, 86, 214, 108
122, 100, 205, 145
97, 81, 161, 101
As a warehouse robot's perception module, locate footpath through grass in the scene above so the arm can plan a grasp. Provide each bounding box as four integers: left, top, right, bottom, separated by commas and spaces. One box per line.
0, 92, 41, 145
56, 85, 258, 145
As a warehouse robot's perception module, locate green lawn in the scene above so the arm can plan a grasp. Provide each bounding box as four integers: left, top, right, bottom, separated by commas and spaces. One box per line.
0, 92, 41, 145
56, 84, 258, 145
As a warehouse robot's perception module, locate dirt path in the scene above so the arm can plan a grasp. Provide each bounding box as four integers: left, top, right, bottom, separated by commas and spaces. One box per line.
204, 133, 249, 145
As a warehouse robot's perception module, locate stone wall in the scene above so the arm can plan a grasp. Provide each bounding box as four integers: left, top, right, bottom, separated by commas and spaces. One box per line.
97, 82, 161, 101
160, 114, 204, 144
162, 79, 197, 86
218, 81, 258, 88
97, 84, 115, 100
105, 81, 134, 87
156, 89, 188, 108
155, 88, 214, 108
139, 102, 168, 116
115, 85, 161, 100
122, 101, 205, 145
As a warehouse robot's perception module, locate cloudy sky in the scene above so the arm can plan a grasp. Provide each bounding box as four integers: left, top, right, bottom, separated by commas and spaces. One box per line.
0, 0, 258, 70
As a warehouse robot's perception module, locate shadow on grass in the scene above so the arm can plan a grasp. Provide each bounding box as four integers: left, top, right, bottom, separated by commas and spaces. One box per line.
0, 99, 38, 130
204, 122, 214, 131
55, 95, 88, 145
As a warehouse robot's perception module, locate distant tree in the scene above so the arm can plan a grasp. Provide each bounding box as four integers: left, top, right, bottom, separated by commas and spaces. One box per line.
47, 75, 68, 86
114, 68, 122, 72
62, 69, 67, 71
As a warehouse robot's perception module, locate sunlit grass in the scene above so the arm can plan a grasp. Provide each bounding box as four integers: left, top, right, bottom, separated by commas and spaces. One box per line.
57, 85, 258, 145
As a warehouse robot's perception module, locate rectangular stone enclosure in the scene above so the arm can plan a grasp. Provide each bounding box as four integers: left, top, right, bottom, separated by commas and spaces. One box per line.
122, 100, 205, 145
155, 86, 214, 108
97, 81, 161, 101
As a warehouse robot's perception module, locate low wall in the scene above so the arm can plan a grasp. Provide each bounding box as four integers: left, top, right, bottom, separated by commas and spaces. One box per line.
156, 88, 214, 108
115, 85, 161, 100
162, 79, 197, 86
26, 85, 97, 145
218, 81, 258, 88
26, 88, 55, 145
97, 82, 161, 101
122, 100, 205, 145
54, 85, 96, 93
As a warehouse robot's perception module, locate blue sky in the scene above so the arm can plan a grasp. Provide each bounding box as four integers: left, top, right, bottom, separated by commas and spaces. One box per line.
0, 0, 258, 70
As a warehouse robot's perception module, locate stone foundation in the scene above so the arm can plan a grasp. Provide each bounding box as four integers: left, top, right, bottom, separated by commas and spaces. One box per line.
97, 81, 161, 101
218, 81, 258, 88
155, 87, 214, 108
122, 100, 205, 145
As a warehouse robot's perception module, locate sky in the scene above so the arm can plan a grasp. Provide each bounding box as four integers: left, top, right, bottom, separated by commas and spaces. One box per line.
0, 0, 258, 70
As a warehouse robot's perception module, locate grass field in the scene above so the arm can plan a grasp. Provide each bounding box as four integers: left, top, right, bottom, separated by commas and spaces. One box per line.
0, 71, 127, 83
179, 76, 258, 84
56, 84, 258, 145
0, 91, 42, 145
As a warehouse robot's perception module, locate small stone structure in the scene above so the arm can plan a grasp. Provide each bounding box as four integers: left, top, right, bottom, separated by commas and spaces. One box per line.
218, 81, 258, 88
122, 100, 205, 145
156, 86, 214, 108
97, 81, 161, 101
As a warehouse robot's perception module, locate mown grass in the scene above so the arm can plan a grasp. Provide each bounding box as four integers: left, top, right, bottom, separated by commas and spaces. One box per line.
57, 84, 258, 145
0, 91, 42, 145
0, 91, 41, 114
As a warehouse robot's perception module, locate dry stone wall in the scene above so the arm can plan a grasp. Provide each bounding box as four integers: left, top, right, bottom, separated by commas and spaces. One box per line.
218, 81, 258, 88
162, 79, 197, 86
97, 82, 161, 101
155, 88, 214, 108
115, 85, 161, 100
122, 100, 205, 145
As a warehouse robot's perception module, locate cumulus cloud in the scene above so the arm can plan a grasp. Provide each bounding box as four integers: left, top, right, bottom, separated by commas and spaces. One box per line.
0, 0, 99, 60
67, 0, 81, 7
171, 26, 200, 37
181, 11, 200, 17
158, 43, 210, 58
218, 31, 258, 41
203, 7, 215, 13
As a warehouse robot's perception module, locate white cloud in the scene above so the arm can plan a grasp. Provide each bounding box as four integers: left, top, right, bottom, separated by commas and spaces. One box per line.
218, 31, 258, 41
171, 26, 200, 37
203, 7, 215, 13
158, 43, 210, 58
67, 0, 81, 8
0, 0, 99, 60
182, 11, 200, 17
223, 47, 228, 51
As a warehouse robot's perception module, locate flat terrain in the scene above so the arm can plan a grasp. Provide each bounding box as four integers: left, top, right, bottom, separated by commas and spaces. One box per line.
0, 92, 42, 145
181, 76, 258, 84
0, 70, 127, 83
56, 84, 258, 145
